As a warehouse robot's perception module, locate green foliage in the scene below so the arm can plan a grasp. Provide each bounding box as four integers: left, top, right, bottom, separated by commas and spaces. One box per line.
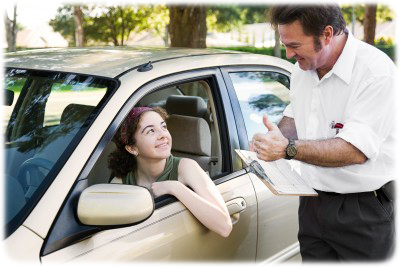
50, 4, 168, 46
340, 4, 394, 24
215, 45, 395, 63
207, 5, 242, 32
5, 77, 26, 92
215, 46, 295, 63
376, 4, 395, 22
240, 5, 269, 24
16, 23, 24, 32
375, 36, 393, 46
49, 5, 80, 46
146, 5, 169, 37
375, 44, 395, 62
340, 5, 365, 24
207, 5, 269, 33
85, 5, 154, 46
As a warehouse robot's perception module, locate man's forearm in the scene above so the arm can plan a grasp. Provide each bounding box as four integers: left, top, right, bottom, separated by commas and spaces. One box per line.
254, 115, 367, 167
294, 138, 367, 167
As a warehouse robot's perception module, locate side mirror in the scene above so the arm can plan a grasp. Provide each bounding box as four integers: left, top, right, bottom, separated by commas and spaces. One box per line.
77, 184, 154, 226
4, 89, 14, 106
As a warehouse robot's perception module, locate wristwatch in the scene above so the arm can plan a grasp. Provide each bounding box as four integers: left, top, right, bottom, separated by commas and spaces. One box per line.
285, 139, 297, 160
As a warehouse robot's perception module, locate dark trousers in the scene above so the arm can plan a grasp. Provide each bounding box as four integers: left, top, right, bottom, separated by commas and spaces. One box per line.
298, 189, 395, 262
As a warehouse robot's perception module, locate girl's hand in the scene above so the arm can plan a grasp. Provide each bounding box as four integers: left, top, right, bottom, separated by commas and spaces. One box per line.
151, 180, 180, 198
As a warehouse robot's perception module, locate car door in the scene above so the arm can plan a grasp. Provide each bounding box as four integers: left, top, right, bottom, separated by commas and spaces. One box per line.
40, 68, 259, 262
220, 66, 301, 262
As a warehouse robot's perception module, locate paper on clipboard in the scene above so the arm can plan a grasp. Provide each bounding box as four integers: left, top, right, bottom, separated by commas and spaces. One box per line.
236, 149, 318, 196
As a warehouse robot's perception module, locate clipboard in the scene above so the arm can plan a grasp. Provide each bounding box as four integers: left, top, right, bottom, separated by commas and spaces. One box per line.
236, 149, 318, 196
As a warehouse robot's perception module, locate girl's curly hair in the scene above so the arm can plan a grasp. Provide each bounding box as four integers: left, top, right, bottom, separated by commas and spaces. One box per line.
108, 107, 169, 178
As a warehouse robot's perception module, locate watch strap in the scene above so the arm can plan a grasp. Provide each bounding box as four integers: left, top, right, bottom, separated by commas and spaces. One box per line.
285, 139, 297, 160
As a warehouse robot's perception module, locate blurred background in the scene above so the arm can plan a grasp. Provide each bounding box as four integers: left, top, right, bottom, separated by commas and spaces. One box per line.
3, 0, 396, 63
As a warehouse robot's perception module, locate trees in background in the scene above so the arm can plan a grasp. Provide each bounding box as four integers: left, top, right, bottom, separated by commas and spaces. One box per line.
207, 5, 269, 34
48, 3, 394, 49
208, 5, 281, 55
50, 4, 159, 46
147, 5, 169, 47
166, 5, 273, 48
340, 4, 394, 24
86, 5, 154, 46
49, 5, 84, 46
207, 5, 242, 33
341, 4, 394, 45
50, 4, 271, 48
206, 6, 282, 56
207, 5, 268, 32
364, 4, 377, 45
4, 5, 18, 52
168, 5, 207, 48
73, 6, 84, 47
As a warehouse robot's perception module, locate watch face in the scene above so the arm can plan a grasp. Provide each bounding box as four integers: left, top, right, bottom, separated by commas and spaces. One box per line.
287, 146, 297, 157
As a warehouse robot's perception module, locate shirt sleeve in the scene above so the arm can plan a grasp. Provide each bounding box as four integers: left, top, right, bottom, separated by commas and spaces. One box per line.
283, 103, 294, 118
284, 63, 299, 119
336, 75, 395, 160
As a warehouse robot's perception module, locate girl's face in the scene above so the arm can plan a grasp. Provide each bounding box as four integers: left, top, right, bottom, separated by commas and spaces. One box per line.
128, 111, 172, 159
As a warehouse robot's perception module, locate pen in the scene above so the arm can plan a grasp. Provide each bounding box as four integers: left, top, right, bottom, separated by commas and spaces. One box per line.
249, 160, 275, 186
330, 121, 343, 134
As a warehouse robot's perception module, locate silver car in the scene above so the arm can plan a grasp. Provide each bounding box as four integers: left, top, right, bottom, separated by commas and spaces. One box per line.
3, 47, 300, 262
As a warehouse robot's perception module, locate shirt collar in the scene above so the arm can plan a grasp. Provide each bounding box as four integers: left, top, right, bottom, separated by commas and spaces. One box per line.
330, 30, 357, 85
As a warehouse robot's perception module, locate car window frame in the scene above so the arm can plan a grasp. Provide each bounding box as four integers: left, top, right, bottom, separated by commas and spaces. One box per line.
220, 66, 291, 151
75, 68, 243, 185
41, 67, 245, 256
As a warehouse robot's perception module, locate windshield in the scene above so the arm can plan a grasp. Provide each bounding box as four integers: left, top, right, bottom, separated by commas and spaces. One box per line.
4, 68, 117, 237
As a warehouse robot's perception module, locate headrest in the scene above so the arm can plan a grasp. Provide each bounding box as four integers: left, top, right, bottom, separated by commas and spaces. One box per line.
167, 114, 211, 156
60, 104, 94, 125
166, 95, 207, 118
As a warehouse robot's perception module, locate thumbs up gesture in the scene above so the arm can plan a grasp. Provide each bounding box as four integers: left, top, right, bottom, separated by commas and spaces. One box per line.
251, 114, 288, 161
262, 113, 280, 132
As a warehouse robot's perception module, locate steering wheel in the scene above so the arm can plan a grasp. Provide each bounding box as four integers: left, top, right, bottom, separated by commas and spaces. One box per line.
17, 157, 54, 199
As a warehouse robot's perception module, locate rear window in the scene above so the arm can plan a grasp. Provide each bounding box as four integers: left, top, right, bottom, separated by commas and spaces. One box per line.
4, 68, 118, 237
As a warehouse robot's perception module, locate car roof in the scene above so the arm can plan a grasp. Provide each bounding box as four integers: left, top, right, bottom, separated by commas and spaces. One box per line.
4, 47, 292, 78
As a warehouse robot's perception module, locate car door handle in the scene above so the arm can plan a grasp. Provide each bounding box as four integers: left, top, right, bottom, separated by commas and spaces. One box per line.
226, 197, 247, 224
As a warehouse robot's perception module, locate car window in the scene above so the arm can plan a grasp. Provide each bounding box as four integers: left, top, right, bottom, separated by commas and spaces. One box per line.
178, 81, 209, 103
87, 78, 225, 189
44, 81, 106, 126
142, 80, 222, 177
4, 68, 116, 236
229, 71, 290, 143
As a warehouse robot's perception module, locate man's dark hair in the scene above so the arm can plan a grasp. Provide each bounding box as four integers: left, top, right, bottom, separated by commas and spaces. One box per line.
270, 4, 346, 37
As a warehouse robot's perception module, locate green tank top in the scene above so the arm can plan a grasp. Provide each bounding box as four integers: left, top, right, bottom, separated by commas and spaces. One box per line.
123, 155, 181, 185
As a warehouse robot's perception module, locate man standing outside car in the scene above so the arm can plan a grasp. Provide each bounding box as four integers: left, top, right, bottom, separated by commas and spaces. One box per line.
251, 4, 396, 261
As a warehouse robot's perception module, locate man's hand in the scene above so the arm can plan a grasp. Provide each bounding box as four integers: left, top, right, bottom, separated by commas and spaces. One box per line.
251, 114, 289, 161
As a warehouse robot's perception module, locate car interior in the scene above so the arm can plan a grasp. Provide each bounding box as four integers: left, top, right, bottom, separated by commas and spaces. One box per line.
6, 101, 97, 220
86, 79, 223, 187
4, 73, 109, 227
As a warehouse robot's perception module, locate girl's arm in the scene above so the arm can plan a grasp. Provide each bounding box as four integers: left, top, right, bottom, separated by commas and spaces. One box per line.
151, 158, 232, 238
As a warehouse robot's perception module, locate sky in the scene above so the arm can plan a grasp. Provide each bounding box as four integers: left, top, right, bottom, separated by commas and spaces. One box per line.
4, 0, 61, 27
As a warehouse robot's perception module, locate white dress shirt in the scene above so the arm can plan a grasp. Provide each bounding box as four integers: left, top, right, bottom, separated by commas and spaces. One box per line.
283, 31, 396, 193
